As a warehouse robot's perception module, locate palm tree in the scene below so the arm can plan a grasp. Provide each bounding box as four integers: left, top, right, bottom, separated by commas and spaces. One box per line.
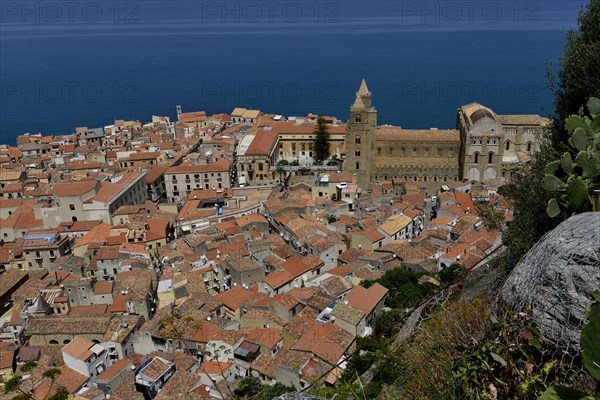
276, 166, 286, 184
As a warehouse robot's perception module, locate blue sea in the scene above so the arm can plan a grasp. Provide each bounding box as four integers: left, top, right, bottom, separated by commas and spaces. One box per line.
0, 0, 586, 144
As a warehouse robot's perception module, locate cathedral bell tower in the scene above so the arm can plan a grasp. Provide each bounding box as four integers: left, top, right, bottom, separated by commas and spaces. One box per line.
346, 79, 377, 188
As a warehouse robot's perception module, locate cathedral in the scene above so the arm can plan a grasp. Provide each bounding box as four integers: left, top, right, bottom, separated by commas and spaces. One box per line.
344, 80, 551, 189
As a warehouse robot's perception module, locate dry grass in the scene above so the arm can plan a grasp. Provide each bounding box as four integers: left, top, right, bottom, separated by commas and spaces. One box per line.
397, 296, 494, 399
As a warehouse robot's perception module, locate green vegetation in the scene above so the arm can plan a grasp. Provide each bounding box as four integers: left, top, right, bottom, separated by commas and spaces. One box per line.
475, 202, 506, 230
312, 269, 437, 398
326, 214, 338, 223
439, 263, 462, 284
549, 0, 600, 148
4, 367, 68, 400
232, 377, 295, 399
311, 3, 600, 400
538, 291, 600, 400
362, 268, 435, 309
313, 116, 330, 162
542, 97, 600, 217
276, 165, 286, 183
500, 0, 600, 265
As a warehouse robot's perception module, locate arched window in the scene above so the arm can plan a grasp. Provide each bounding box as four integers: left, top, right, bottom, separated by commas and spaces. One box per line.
488, 152, 494, 164
424, 148, 429, 157
388, 148, 393, 156
377, 148, 382, 156
355, 115, 362, 123
301, 143, 305, 151
355, 162, 360, 170
292, 143, 296, 151
474, 152, 479, 164
412, 148, 417, 157
505, 140, 511, 151
436, 148, 442, 157
400, 147, 406, 156
49, 340, 58, 345
449, 149, 454, 157
527, 142, 532, 152
355, 137, 361, 144
355, 150, 361, 157
423, 176, 427, 182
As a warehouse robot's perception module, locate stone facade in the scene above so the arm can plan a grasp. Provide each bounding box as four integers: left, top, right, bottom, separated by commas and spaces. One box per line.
458, 103, 551, 181
344, 80, 549, 189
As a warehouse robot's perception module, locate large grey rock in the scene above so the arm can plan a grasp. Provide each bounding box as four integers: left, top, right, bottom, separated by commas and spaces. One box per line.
502, 212, 600, 356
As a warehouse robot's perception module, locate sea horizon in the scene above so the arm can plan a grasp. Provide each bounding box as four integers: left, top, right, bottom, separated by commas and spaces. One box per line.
0, 0, 586, 144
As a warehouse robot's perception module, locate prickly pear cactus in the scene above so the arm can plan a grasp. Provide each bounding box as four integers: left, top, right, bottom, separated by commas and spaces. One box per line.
542, 97, 600, 217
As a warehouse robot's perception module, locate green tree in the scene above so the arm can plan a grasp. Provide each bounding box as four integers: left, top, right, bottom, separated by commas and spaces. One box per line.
475, 202, 506, 230
498, 140, 563, 264
4, 367, 68, 400
232, 377, 295, 399
313, 116, 330, 162
549, 0, 600, 148
363, 268, 433, 309
439, 263, 461, 284
501, 0, 600, 265
276, 165, 286, 183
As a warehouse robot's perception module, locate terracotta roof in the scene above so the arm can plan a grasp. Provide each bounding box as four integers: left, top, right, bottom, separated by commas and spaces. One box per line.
0, 269, 28, 298
97, 359, 132, 381
0, 348, 14, 370
17, 346, 41, 362
216, 286, 254, 310
93, 280, 114, 294
96, 246, 120, 260
343, 283, 388, 315
93, 172, 144, 204
354, 229, 384, 243
144, 163, 171, 184
378, 215, 412, 236
69, 304, 109, 315
2, 201, 43, 230
109, 294, 127, 313
245, 130, 278, 156
75, 223, 113, 248
234, 213, 268, 228
139, 357, 172, 381
281, 259, 313, 278
199, 360, 232, 375
244, 327, 282, 349
53, 180, 97, 197
61, 336, 96, 361
262, 270, 293, 289
292, 323, 354, 365
127, 152, 161, 161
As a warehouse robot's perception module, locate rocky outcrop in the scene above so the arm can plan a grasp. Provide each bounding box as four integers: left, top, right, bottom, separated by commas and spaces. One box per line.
502, 212, 600, 355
